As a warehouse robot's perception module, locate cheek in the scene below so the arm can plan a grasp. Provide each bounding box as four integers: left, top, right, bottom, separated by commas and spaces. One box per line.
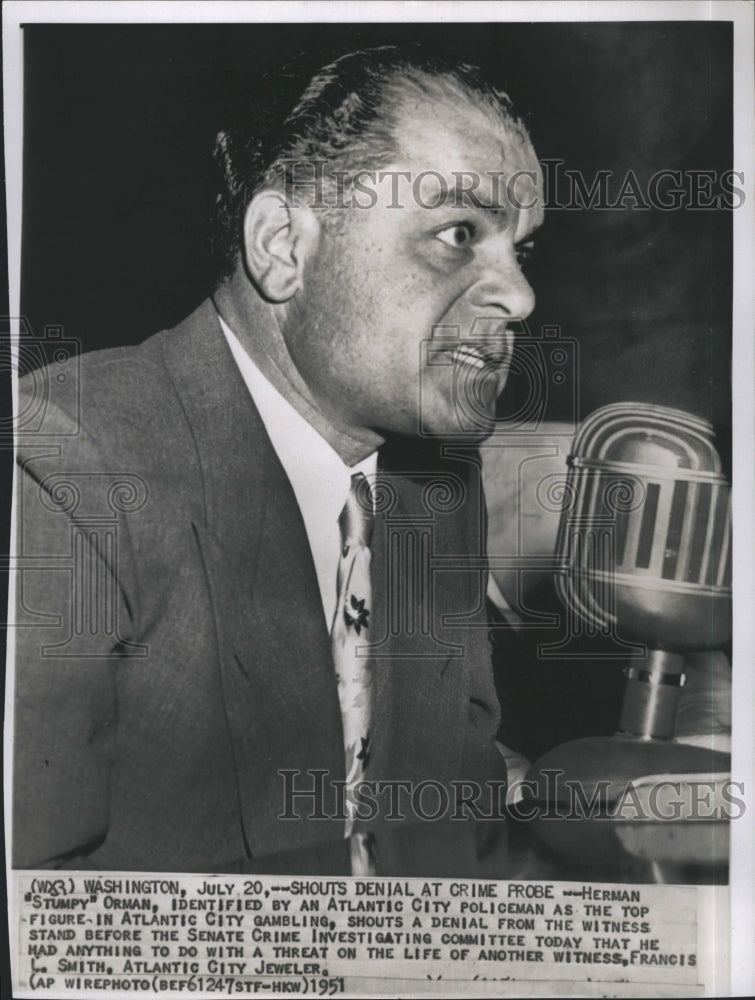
305, 236, 464, 380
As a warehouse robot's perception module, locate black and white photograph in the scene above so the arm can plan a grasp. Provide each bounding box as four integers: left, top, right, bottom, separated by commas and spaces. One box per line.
3, 1, 753, 996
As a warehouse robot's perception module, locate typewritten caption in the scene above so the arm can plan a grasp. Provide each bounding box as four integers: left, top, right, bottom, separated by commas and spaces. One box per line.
11, 873, 710, 996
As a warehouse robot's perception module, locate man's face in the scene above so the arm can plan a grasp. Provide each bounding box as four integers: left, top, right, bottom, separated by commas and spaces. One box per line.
282, 93, 543, 444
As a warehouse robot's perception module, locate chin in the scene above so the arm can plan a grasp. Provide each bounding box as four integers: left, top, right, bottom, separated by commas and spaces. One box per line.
453, 418, 497, 443
418, 404, 497, 443
422, 373, 503, 441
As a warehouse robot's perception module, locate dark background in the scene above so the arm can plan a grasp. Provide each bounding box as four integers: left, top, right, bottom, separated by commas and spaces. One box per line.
19, 22, 733, 759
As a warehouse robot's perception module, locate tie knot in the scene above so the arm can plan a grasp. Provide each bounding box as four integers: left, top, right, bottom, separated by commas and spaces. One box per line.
339, 472, 374, 551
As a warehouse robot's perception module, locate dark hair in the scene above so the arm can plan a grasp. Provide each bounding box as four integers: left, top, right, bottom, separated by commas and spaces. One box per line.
210, 45, 531, 281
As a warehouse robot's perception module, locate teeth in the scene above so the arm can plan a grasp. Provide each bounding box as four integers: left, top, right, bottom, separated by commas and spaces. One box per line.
450, 345, 507, 369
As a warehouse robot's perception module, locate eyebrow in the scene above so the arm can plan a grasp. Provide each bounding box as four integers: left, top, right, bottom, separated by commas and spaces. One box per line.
474, 202, 544, 239
457, 203, 510, 227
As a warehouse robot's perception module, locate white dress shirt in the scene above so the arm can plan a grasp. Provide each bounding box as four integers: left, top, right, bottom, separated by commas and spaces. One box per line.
220, 318, 377, 631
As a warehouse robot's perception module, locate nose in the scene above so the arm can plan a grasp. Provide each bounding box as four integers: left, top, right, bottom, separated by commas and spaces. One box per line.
473, 243, 536, 321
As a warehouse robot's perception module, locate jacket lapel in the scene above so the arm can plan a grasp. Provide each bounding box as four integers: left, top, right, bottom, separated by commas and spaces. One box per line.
160, 302, 344, 857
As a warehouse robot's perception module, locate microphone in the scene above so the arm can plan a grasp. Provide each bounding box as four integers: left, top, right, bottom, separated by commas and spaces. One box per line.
521, 403, 732, 871
556, 401, 731, 738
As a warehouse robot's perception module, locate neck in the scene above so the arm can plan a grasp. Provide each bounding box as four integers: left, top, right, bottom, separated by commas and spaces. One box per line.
213, 269, 383, 466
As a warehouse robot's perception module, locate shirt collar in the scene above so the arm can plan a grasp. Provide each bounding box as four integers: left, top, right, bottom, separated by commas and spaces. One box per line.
219, 316, 377, 625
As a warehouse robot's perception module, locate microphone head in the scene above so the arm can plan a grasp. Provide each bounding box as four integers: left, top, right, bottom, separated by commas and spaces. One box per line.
555, 402, 731, 652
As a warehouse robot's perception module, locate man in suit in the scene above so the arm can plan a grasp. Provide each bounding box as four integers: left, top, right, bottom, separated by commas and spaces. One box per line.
12, 45, 730, 877
13, 48, 541, 874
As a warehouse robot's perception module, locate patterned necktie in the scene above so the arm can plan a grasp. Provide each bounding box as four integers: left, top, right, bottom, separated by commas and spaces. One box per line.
332, 472, 376, 875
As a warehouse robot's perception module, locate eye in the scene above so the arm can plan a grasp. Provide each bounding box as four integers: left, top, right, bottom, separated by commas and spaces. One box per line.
516, 240, 535, 266
435, 222, 476, 249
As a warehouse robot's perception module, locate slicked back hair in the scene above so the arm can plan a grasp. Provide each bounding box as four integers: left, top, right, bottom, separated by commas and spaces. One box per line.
211, 45, 532, 281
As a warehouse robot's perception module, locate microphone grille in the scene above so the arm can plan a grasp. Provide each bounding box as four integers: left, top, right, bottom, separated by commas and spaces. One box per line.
555, 403, 731, 651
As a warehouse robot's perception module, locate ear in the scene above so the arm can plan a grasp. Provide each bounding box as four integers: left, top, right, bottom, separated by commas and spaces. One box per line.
242, 191, 319, 302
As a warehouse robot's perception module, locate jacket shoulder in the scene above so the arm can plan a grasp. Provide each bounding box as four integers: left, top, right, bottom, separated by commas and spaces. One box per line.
15, 302, 221, 465
19, 330, 172, 439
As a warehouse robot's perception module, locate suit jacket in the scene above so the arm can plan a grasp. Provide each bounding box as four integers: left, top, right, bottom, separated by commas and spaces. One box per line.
13, 300, 506, 874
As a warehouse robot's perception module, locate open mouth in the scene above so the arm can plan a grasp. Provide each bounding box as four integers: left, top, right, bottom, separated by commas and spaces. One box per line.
449, 343, 511, 370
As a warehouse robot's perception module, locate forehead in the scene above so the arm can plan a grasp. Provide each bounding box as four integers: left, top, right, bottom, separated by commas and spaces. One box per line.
394, 93, 543, 227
